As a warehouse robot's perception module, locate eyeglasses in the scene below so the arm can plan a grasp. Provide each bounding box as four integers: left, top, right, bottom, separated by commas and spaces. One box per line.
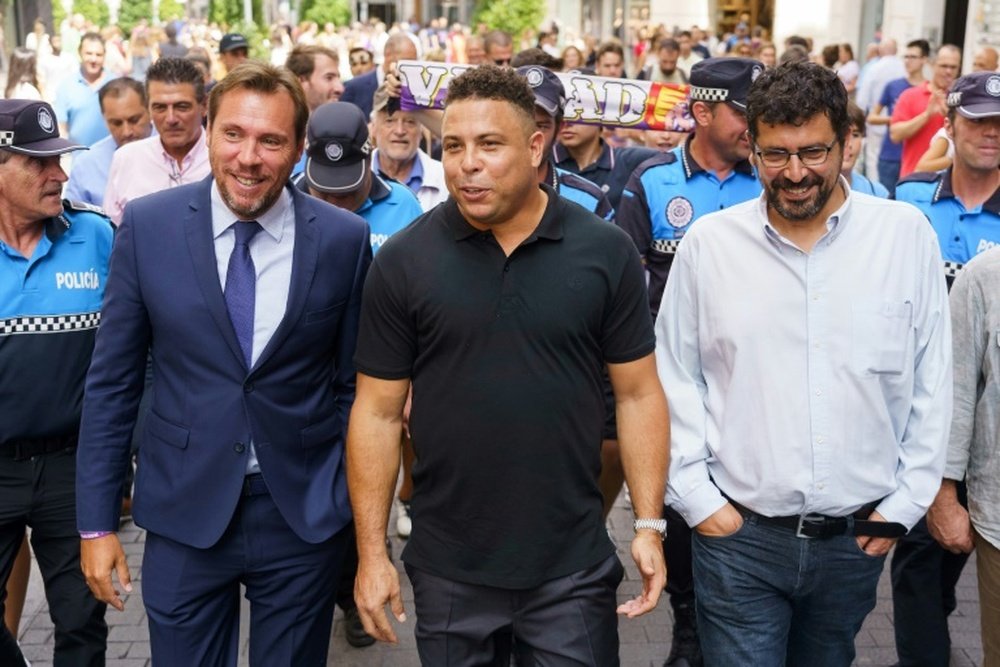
903, 55, 924, 60
755, 140, 836, 169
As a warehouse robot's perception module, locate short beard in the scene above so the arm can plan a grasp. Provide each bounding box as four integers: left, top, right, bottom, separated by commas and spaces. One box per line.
765, 174, 835, 222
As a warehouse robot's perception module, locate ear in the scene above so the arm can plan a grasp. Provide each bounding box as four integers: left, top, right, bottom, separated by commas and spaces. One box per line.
690, 100, 713, 128
944, 116, 954, 141
528, 129, 545, 169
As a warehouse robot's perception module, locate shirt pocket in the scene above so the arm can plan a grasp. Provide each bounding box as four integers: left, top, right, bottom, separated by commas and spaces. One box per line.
852, 300, 913, 375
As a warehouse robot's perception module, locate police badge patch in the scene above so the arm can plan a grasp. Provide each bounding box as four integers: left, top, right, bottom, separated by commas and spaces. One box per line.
666, 196, 694, 229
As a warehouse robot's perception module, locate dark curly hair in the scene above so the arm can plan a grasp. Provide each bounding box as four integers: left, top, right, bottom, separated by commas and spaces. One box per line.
746, 61, 850, 147
445, 65, 537, 132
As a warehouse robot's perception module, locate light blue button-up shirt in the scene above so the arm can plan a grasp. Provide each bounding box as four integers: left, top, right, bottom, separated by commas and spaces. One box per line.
211, 183, 295, 474
657, 181, 953, 530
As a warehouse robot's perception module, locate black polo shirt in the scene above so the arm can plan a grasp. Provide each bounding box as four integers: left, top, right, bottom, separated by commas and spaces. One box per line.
355, 184, 654, 589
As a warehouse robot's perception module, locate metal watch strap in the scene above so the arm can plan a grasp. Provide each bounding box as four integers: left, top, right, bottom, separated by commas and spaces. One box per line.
633, 518, 667, 539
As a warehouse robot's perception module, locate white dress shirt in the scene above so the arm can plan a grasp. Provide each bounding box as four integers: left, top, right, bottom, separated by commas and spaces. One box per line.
657, 181, 952, 530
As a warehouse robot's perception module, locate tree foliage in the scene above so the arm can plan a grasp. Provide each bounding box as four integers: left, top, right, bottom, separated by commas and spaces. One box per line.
159, 0, 186, 21
472, 0, 545, 39
300, 0, 351, 27
208, 0, 263, 27
72, 0, 111, 27
116, 0, 151, 34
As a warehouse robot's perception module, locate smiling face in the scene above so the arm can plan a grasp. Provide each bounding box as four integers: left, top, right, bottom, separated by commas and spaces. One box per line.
441, 98, 544, 229
301, 54, 344, 110
208, 88, 303, 220
0, 153, 68, 222
949, 114, 1000, 173
755, 113, 845, 226
80, 38, 105, 82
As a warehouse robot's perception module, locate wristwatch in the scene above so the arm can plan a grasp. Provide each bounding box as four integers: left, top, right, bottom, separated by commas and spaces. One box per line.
633, 518, 667, 539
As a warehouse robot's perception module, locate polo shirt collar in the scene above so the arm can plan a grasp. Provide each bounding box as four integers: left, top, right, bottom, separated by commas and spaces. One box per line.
447, 184, 563, 242
681, 134, 754, 179
370, 172, 391, 202
935, 167, 1000, 215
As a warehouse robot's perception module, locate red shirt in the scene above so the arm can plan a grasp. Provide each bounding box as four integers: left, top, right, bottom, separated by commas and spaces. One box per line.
891, 82, 945, 178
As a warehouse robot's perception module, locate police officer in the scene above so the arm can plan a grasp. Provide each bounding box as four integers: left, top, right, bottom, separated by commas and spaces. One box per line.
891, 70, 1000, 667
515, 64, 615, 220
553, 67, 660, 212
294, 100, 422, 650
617, 57, 764, 318
295, 101, 424, 255
0, 100, 112, 665
617, 57, 764, 667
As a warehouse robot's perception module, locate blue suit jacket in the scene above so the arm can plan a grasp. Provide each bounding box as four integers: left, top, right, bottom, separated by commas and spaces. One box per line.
77, 177, 372, 548
341, 70, 378, 119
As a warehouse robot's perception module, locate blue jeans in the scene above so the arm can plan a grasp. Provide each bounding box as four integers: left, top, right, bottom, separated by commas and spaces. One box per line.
692, 514, 886, 667
878, 159, 901, 198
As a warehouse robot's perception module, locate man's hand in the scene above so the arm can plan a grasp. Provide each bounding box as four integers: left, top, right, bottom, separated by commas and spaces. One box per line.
927, 481, 975, 554
80, 533, 132, 611
694, 502, 744, 537
355, 554, 407, 643
856, 510, 897, 556
616, 531, 666, 618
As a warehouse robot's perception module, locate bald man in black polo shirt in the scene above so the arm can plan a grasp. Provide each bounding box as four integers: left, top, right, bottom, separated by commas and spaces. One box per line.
348, 66, 669, 666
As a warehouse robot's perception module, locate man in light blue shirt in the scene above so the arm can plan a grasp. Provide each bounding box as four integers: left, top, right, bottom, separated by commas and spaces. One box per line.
656, 62, 952, 666
65, 78, 151, 207
54, 32, 115, 147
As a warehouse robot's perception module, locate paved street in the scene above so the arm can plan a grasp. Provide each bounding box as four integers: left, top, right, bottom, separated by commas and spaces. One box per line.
18, 494, 983, 667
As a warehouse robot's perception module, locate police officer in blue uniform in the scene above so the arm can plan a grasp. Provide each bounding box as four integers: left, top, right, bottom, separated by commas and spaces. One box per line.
617, 58, 763, 667
618, 57, 764, 319
0, 100, 113, 666
515, 65, 615, 220
294, 101, 423, 255
891, 70, 1000, 667
294, 100, 422, 649
553, 68, 660, 212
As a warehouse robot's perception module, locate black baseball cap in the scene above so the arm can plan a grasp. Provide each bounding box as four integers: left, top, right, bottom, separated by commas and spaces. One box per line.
689, 57, 765, 110
219, 33, 249, 54
947, 72, 1000, 119
516, 65, 566, 117
304, 102, 372, 194
0, 100, 86, 156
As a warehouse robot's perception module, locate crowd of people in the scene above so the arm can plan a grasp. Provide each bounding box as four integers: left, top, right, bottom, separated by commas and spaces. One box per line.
0, 9, 999, 667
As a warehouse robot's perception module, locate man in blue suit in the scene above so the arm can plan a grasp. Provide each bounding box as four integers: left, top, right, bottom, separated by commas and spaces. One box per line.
341, 32, 417, 119
75, 61, 372, 666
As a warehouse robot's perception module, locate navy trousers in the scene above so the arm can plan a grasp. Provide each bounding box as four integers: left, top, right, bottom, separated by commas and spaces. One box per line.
141, 478, 349, 666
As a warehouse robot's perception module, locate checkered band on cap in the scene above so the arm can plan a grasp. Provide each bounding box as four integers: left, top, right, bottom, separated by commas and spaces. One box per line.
689, 86, 729, 103
0, 131, 13, 147
943, 261, 963, 279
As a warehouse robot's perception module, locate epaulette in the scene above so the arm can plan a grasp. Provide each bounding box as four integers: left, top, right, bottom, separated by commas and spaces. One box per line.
632, 151, 678, 178
896, 171, 943, 186
63, 199, 108, 216
558, 171, 606, 199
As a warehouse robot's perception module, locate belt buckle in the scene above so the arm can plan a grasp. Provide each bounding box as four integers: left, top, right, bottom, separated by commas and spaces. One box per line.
795, 513, 826, 539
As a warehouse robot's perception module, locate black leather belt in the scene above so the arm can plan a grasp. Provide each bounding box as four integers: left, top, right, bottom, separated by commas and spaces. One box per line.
728, 498, 907, 539
242, 473, 269, 497
0, 435, 78, 461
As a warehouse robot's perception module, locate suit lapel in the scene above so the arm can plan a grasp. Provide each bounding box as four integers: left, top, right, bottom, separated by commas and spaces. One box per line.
184, 179, 246, 368
251, 186, 318, 372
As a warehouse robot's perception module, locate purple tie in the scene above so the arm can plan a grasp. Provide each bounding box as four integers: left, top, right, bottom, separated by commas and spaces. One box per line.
225, 221, 261, 367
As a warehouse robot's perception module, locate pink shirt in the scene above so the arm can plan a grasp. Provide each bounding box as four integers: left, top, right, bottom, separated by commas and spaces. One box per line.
104, 129, 211, 225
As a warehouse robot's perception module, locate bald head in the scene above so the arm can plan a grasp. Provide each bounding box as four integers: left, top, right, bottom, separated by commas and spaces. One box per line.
878, 39, 898, 57
974, 46, 999, 72
383, 33, 418, 74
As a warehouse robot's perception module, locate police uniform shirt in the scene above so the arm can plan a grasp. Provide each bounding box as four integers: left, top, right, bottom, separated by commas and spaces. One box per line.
617, 134, 762, 316
0, 203, 113, 444
295, 172, 424, 254
553, 140, 659, 211
548, 162, 615, 221
851, 171, 890, 198
895, 168, 1000, 285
